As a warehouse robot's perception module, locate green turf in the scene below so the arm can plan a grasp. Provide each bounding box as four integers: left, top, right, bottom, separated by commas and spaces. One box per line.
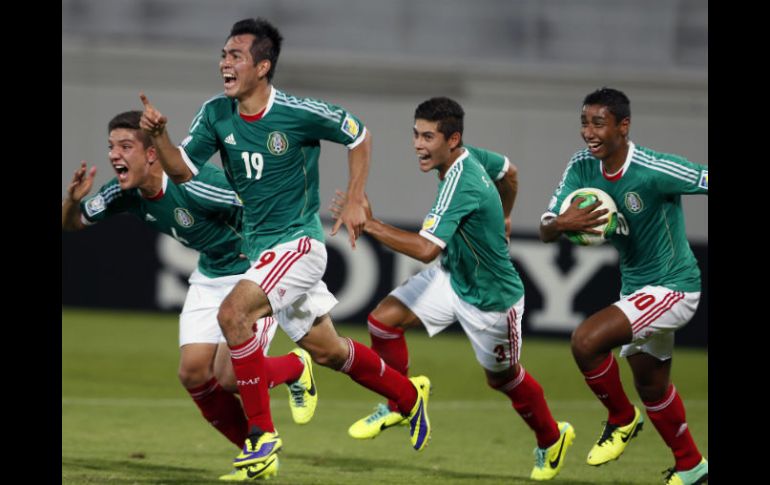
62, 307, 707, 484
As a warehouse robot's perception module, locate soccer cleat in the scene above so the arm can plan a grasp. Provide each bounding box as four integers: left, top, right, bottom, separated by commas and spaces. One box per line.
348, 403, 408, 439
407, 375, 431, 451
219, 454, 279, 481
233, 427, 282, 468
663, 458, 708, 485
587, 406, 644, 466
530, 421, 576, 481
287, 348, 318, 425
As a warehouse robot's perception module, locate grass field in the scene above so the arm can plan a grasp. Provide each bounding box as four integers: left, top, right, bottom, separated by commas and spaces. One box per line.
62, 307, 707, 484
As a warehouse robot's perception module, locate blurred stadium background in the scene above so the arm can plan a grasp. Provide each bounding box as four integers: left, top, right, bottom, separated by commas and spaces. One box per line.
62, 2, 707, 483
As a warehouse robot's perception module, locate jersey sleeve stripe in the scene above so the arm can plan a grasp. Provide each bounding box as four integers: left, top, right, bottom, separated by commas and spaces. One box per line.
634, 151, 700, 177
273, 98, 342, 123
179, 146, 201, 176
101, 184, 122, 203
185, 180, 238, 197
183, 184, 240, 205
276, 91, 344, 119
631, 158, 698, 183
434, 162, 463, 214
188, 93, 226, 132
419, 230, 446, 249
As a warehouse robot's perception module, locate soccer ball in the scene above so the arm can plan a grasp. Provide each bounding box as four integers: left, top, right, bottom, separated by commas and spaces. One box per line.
558, 187, 618, 246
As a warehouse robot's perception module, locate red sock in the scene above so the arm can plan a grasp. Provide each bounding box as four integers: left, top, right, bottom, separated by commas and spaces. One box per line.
368, 315, 408, 411
496, 366, 560, 448
340, 338, 417, 415
582, 354, 635, 425
264, 354, 303, 388
644, 384, 702, 471
187, 377, 247, 447
230, 335, 274, 433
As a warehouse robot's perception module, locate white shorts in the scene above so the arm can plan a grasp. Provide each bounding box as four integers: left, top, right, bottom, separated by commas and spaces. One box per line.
615, 285, 700, 360
390, 266, 524, 372
180, 269, 278, 353
241, 237, 338, 342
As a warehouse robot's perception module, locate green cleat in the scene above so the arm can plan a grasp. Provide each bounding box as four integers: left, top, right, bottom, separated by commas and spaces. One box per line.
663, 458, 708, 485
219, 454, 279, 481
407, 376, 431, 451
348, 403, 407, 439
287, 348, 317, 425
587, 406, 644, 466
530, 421, 576, 481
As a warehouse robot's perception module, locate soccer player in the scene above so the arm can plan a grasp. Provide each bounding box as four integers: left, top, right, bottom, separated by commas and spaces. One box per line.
336, 97, 575, 481
61, 111, 318, 468
539, 87, 708, 485
138, 18, 431, 481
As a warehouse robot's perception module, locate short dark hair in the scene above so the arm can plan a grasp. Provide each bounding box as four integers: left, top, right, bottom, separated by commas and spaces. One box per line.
229, 18, 283, 81
414, 97, 464, 141
583, 87, 631, 123
108, 111, 151, 147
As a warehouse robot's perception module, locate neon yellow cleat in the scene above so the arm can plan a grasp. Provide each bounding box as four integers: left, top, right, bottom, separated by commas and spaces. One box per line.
348, 403, 407, 439
219, 454, 279, 481
664, 458, 708, 485
530, 421, 576, 481
287, 348, 317, 425
587, 406, 644, 466
233, 428, 282, 468
407, 376, 431, 451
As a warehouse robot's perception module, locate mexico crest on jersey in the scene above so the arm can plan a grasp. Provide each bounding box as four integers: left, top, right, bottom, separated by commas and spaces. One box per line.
267, 131, 288, 155
174, 208, 195, 227
624, 192, 644, 213
341, 115, 360, 139
422, 213, 441, 233
84, 194, 106, 217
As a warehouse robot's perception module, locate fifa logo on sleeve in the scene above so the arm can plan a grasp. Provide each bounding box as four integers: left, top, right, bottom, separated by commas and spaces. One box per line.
85, 195, 106, 217
341, 115, 360, 138
422, 213, 441, 233
698, 170, 708, 189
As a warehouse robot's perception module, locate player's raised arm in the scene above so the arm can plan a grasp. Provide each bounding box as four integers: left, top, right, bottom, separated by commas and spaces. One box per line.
62, 161, 96, 231
139, 92, 193, 184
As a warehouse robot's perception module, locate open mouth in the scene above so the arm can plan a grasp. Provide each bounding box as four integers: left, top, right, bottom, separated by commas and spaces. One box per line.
223, 72, 236, 89
587, 141, 602, 153
113, 163, 129, 181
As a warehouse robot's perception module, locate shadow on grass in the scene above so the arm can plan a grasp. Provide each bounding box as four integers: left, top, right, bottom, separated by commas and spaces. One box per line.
285, 451, 605, 484
62, 457, 212, 484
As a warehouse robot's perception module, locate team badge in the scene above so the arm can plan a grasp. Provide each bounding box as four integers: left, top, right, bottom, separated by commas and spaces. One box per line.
174, 208, 195, 227
698, 170, 708, 189
624, 192, 644, 213
84, 194, 106, 217
341, 115, 360, 139
422, 213, 441, 233
266, 131, 288, 155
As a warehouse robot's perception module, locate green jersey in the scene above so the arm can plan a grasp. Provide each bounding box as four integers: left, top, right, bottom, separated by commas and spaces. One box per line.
81, 164, 249, 278
465, 144, 510, 182
545, 142, 708, 294
180, 86, 367, 259
419, 148, 524, 311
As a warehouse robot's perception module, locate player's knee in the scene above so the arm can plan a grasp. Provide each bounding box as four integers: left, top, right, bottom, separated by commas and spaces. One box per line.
217, 300, 244, 333
634, 378, 669, 402
571, 326, 600, 358
307, 339, 348, 370
178, 366, 210, 389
